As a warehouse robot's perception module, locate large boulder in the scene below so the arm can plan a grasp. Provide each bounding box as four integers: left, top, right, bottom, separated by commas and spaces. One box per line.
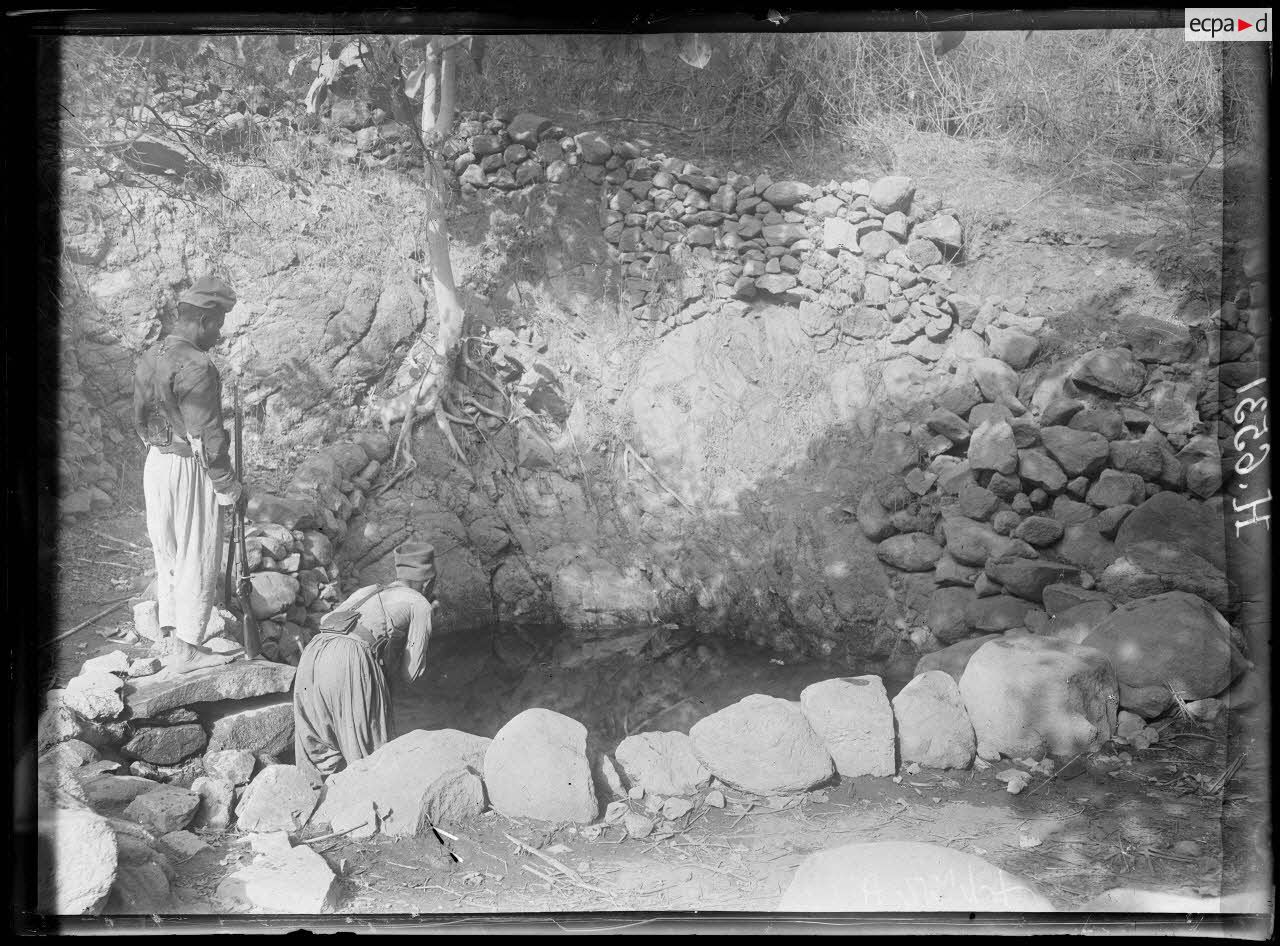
779, 841, 1054, 911
313, 729, 488, 838
690, 694, 833, 794
613, 731, 711, 797
234, 765, 320, 833
37, 807, 119, 915
1056, 522, 1121, 576
1082, 591, 1245, 718
892, 671, 975, 770
799, 677, 895, 778
915, 633, 1005, 682
124, 661, 296, 718
959, 636, 1118, 759
1115, 491, 1226, 571
215, 843, 338, 913
1100, 541, 1234, 612
484, 709, 598, 824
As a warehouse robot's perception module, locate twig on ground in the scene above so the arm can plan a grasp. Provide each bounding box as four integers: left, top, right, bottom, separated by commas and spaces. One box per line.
301, 821, 369, 844
73, 558, 137, 571
729, 803, 755, 831
504, 833, 583, 884
44, 596, 134, 648
86, 527, 148, 551
1025, 752, 1085, 796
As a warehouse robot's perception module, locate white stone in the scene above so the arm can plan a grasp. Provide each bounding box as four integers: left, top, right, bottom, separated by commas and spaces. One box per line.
215, 845, 338, 913
37, 807, 119, 915
63, 671, 126, 720
189, 776, 235, 831
690, 694, 833, 794
892, 671, 976, 770
799, 677, 895, 777
614, 731, 712, 796
80, 651, 131, 677
234, 765, 320, 834
959, 636, 1118, 760
203, 749, 257, 786
484, 710, 598, 824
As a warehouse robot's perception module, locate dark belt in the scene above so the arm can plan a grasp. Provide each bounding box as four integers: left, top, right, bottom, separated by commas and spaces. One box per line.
154, 439, 194, 458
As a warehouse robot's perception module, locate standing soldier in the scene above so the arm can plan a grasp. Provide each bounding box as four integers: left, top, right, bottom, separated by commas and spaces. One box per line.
292, 542, 437, 781
132, 275, 245, 673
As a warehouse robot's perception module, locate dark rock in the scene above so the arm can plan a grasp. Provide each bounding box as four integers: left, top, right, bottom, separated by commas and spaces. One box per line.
1083, 591, 1244, 717
122, 725, 207, 767
1071, 348, 1146, 397
1040, 427, 1111, 478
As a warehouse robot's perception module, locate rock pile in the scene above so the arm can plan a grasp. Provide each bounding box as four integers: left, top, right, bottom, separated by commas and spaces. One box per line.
228, 431, 392, 664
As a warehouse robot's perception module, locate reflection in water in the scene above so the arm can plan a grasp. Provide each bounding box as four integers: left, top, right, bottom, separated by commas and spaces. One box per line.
391, 623, 911, 754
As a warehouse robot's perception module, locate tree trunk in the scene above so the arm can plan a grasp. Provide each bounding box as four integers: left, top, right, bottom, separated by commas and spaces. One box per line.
392, 38, 468, 470
420, 40, 441, 136
435, 41, 458, 141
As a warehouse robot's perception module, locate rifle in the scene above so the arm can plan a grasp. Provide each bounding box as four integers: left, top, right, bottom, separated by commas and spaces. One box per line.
230, 381, 263, 659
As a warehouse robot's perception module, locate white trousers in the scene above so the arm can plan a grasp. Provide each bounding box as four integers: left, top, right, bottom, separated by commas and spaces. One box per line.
143, 447, 224, 646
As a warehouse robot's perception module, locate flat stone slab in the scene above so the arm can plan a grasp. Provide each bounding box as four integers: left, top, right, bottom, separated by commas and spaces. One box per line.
124, 660, 295, 718
215, 845, 338, 913
779, 841, 1054, 911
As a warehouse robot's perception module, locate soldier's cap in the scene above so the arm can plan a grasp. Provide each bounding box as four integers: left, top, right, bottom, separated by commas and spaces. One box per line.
179, 274, 237, 310
319, 610, 360, 634
394, 541, 436, 583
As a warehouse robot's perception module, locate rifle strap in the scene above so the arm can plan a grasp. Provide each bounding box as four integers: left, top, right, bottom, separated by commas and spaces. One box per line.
340, 584, 385, 616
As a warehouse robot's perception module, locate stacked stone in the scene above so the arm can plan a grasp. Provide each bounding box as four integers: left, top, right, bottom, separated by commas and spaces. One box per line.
35, 649, 308, 911
443, 108, 573, 192
243, 431, 392, 664
595, 164, 964, 337
856, 288, 1247, 722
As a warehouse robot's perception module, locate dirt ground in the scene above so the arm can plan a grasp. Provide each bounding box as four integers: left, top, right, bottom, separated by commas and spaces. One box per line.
42, 135, 1270, 918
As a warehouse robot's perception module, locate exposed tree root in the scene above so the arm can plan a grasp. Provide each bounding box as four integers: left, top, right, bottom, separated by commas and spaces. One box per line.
624, 442, 696, 512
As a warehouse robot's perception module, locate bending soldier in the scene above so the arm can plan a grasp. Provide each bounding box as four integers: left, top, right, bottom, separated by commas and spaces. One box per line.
292, 542, 438, 780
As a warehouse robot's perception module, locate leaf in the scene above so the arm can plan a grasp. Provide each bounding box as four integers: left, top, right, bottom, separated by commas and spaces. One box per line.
675, 33, 713, 69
